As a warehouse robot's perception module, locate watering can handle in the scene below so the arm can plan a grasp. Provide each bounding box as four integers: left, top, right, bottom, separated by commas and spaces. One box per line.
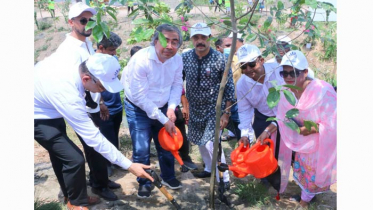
264, 138, 274, 152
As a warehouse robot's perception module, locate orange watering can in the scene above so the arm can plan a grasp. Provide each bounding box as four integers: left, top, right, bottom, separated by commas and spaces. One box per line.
218, 139, 278, 179
158, 127, 184, 166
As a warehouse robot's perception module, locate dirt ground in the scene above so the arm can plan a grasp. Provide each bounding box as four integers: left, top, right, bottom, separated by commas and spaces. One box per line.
34, 1, 337, 209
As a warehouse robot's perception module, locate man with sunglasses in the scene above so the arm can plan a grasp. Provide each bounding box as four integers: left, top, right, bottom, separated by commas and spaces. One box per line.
34, 53, 154, 210
55, 2, 121, 202
182, 23, 235, 190
235, 44, 284, 152
122, 24, 184, 198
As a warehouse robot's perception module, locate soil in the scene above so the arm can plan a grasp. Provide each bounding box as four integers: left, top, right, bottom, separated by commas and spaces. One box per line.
34, 1, 337, 209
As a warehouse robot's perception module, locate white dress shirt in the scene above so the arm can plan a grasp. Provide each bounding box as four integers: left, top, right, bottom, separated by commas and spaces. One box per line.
122, 46, 183, 124
34, 53, 132, 170
56, 33, 100, 113
236, 63, 285, 142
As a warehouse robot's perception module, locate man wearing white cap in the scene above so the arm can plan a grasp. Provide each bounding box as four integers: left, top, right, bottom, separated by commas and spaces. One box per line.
54, 2, 122, 202
34, 53, 153, 210
236, 44, 284, 150
182, 23, 235, 189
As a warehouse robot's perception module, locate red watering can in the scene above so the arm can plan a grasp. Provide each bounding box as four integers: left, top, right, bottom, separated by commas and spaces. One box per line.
218, 139, 278, 179
158, 127, 184, 166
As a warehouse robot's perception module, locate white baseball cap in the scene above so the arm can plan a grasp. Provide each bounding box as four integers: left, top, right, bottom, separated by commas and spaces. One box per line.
182, 48, 192, 53
276, 35, 292, 44
69, 2, 97, 19
237, 44, 261, 63
190, 23, 211, 38
228, 32, 243, 39
280, 50, 309, 70
86, 54, 123, 93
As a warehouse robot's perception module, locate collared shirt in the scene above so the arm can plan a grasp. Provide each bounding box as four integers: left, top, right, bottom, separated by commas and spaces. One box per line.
34, 53, 132, 170
56, 33, 99, 113
122, 46, 183, 124
236, 63, 285, 142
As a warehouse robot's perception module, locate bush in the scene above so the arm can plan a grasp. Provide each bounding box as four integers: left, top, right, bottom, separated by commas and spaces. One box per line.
234, 179, 271, 206
249, 14, 261, 26
38, 20, 52, 30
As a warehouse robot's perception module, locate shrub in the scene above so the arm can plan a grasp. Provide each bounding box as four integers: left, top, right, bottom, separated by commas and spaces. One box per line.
234, 179, 271, 206
38, 20, 52, 31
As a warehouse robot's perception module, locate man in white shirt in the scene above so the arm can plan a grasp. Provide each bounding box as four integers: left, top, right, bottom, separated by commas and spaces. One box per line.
236, 44, 284, 147
122, 24, 184, 198
34, 53, 153, 210
55, 2, 121, 202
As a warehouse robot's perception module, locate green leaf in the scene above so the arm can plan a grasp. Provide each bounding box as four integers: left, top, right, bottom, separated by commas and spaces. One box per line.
304, 120, 319, 132
246, 33, 257, 42
277, 1, 284, 10
158, 32, 167, 48
305, 0, 318, 9
92, 25, 103, 43
143, 28, 155, 40
157, 18, 174, 25
106, 9, 117, 22
223, 20, 232, 27
96, 11, 102, 23
267, 90, 280, 109
268, 87, 276, 92
266, 117, 279, 122
100, 22, 110, 38
85, 20, 97, 31
283, 89, 296, 106
285, 121, 300, 133
263, 16, 273, 30
283, 84, 302, 90
132, 18, 150, 25
285, 108, 299, 118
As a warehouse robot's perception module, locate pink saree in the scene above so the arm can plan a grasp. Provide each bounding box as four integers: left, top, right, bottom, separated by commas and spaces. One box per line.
276, 79, 337, 193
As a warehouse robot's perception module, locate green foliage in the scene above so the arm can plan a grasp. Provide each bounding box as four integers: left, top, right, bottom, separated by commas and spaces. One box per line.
34, 11, 39, 30
285, 120, 300, 133
234, 179, 271, 206
38, 20, 52, 30
34, 198, 63, 210
285, 108, 299, 118
304, 120, 319, 132
267, 90, 280, 109
283, 89, 296, 106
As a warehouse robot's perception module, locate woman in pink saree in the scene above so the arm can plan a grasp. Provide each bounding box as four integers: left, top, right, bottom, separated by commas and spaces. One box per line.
257, 50, 336, 207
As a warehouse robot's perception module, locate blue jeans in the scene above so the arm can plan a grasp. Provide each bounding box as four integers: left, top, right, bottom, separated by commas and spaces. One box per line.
124, 99, 176, 187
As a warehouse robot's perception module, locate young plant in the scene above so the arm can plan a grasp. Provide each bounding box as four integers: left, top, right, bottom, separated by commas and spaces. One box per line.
56, 0, 71, 23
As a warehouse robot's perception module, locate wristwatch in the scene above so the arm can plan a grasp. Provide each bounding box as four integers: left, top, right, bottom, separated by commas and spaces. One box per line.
223, 110, 231, 116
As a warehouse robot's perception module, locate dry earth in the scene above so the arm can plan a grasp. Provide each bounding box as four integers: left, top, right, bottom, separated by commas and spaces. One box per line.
34, 1, 337, 209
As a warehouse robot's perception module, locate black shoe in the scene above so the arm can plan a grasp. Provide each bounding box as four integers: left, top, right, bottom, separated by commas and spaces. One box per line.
137, 185, 152, 198
108, 180, 121, 189
182, 158, 198, 170
161, 178, 182, 190
194, 171, 211, 178
91, 187, 118, 201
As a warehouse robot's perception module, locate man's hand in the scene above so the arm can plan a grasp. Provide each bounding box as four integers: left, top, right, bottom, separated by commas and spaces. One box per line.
257, 131, 270, 145
220, 113, 229, 130
164, 120, 176, 137
239, 136, 250, 147
166, 108, 176, 123
182, 106, 189, 121
100, 104, 110, 121
127, 163, 154, 182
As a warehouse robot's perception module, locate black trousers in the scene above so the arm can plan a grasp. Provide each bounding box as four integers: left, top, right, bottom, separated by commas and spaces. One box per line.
252, 108, 272, 138
99, 110, 123, 167
174, 106, 191, 161
76, 112, 109, 189
34, 118, 88, 206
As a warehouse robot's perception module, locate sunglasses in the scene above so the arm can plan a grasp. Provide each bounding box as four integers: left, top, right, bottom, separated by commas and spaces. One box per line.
240, 59, 258, 70
279, 69, 302, 78
76, 17, 94, 25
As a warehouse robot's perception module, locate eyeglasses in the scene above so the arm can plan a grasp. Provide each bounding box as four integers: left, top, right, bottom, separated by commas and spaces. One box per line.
240, 58, 258, 70
279, 69, 302, 78
75, 17, 94, 25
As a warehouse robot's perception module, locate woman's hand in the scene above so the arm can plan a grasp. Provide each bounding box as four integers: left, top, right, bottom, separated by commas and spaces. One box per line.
239, 136, 250, 147
299, 126, 318, 136
257, 131, 270, 145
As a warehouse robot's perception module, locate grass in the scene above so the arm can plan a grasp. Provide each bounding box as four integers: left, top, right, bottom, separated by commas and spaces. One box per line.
233, 179, 271, 207
39, 20, 52, 31
46, 37, 53, 42
34, 198, 63, 210
36, 44, 50, 52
